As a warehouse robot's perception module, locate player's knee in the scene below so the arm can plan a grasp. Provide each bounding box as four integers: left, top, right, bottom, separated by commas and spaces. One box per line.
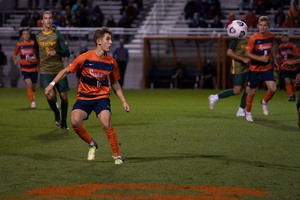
101, 123, 111, 131
71, 117, 81, 128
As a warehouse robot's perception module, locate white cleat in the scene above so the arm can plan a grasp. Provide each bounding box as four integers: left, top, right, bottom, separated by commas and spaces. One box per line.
31, 102, 36, 108
261, 100, 268, 116
236, 108, 245, 117
208, 95, 216, 110
245, 112, 253, 122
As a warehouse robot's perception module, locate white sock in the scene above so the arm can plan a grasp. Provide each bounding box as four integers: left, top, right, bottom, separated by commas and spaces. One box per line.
262, 99, 266, 104
213, 94, 219, 101
89, 141, 94, 146
238, 107, 244, 112
246, 111, 251, 115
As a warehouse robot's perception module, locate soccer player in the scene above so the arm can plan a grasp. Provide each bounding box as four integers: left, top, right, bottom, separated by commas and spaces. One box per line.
282, 59, 300, 128
29, 11, 70, 129
44, 27, 130, 164
12, 28, 38, 108
244, 16, 278, 122
209, 31, 250, 116
277, 34, 299, 101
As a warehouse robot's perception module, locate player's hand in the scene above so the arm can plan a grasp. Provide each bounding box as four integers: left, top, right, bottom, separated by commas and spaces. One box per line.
273, 61, 279, 71
47, 50, 56, 56
28, 55, 37, 63
282, 61, 295, 69
260, 55, 268, 63
44, 85, 53, 96
13, 59, 18, 65
295, 74, 300, 86
123, 102, 130, 113
242, 57, 250, 64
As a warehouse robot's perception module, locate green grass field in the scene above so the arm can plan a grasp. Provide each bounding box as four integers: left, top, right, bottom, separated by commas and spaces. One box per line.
0, 88, 299, 200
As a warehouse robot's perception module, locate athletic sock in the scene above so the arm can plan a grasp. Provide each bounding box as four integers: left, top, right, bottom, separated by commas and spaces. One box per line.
286, 84, 293, 96
240, 92, 247, 109
246, 95, 254, 112
263, 90, 274, 103
292, 84, 296, 94
48, 99, 60, 114
73, 124, 93, 144
27, 88, 34, 103
218, 89, 234, 99
104, 126, 120, 157
61, 100, 68, 121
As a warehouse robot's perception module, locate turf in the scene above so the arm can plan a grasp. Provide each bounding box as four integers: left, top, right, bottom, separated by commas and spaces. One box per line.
0, 88, 299, 200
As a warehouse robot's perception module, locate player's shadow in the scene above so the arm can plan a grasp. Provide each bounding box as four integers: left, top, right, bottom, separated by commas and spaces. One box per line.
16, 108, 52, 111
32, 129, 71, 142
253, 118, 299, 132
127, 153, 300, 171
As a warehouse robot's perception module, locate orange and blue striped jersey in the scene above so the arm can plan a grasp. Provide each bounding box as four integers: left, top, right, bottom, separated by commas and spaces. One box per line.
67, 50, 120, 101
278, 42, 299, 71
245, 32, 275, 72
13, 40, 38, 72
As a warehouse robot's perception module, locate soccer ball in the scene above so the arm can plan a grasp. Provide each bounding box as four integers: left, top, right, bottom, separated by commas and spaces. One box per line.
227, 20, 248, 39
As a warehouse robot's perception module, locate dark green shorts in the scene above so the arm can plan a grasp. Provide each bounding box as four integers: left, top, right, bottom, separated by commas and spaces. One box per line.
232, 73, 248, 86
41, 74, 69, 93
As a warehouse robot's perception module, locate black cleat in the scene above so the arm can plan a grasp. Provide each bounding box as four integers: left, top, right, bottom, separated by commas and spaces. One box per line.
289, 94, 296, 101
61, 120, 69, 129
55, 113, 62, 126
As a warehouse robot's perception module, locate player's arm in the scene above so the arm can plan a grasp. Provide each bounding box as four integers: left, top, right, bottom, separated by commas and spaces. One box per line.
12, 54, 18, 65
29, 35, 38, 62
295, 73, 300, 86
271, 45, 279, 71
111, 81, 130, 112
282, 58, 300, 68
227, 49, 250, 64
55, 31, 70, 57
245, 51, 268, 62
45, 68, 71, 95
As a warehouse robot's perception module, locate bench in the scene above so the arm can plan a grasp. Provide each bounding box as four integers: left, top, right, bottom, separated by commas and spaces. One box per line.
150, 69, 173, 89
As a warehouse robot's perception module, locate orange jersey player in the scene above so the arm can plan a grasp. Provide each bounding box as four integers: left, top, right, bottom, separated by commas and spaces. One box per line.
277, 34, 299, 101
244, 16, 278, 122
44, 27, 130, 164
12, 27, 38, 108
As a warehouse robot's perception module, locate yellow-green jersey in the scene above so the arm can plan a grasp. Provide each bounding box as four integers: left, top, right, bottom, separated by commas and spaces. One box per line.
229, 37, 249, 74
34, 29, 70, 74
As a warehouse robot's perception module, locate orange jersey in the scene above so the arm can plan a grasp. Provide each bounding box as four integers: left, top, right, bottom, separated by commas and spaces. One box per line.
67, 50, 120, 101
13, 40, 38, 72
288, 7, 300, 22
245, 32, 275, 72
278, 42, 299, 71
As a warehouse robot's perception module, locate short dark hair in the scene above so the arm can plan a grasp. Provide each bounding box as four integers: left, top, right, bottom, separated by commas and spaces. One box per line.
19, 27, 30, 37
93, 27, 113, 45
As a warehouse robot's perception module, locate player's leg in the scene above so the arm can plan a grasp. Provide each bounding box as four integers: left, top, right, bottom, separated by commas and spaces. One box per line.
297, 97, 300, 129
72, 100, 97, 160
22, 72, 35, 107
41, 74, 61, 126
283, 69, 295, 101
96, 98, 124, 164
261, 70, 277, 116
57, 76, 70, 129
245, 71, 260, 122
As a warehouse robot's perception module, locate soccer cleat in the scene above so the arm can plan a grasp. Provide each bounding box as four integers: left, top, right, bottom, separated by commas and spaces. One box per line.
261, 100, 268, 115
289, 94, 296, 101
55, 113, 62, 126
245, 112, 253, 122
208, 95, 216, 110
113, 156, 124, 164
61, 120, 69, 129
236, 108, 245, 117
31, 102, 36, 108
87, 141, 98, 161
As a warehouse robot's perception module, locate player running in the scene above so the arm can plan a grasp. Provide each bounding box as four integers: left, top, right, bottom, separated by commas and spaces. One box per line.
44, 27, 130, 164
209, 24, 250, 116
244, 16, 278, 122
13, 28, 38, 108
29, 11, 70, 129
277, 33, 299, 101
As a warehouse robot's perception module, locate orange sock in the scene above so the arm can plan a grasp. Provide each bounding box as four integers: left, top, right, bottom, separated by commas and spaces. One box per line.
286, 84, 293, 96
246, 96, 254, 112
73, 124, 93, 144
27, 88, 34, 103
105, 126, 120, 157
263, 91, 274, 103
